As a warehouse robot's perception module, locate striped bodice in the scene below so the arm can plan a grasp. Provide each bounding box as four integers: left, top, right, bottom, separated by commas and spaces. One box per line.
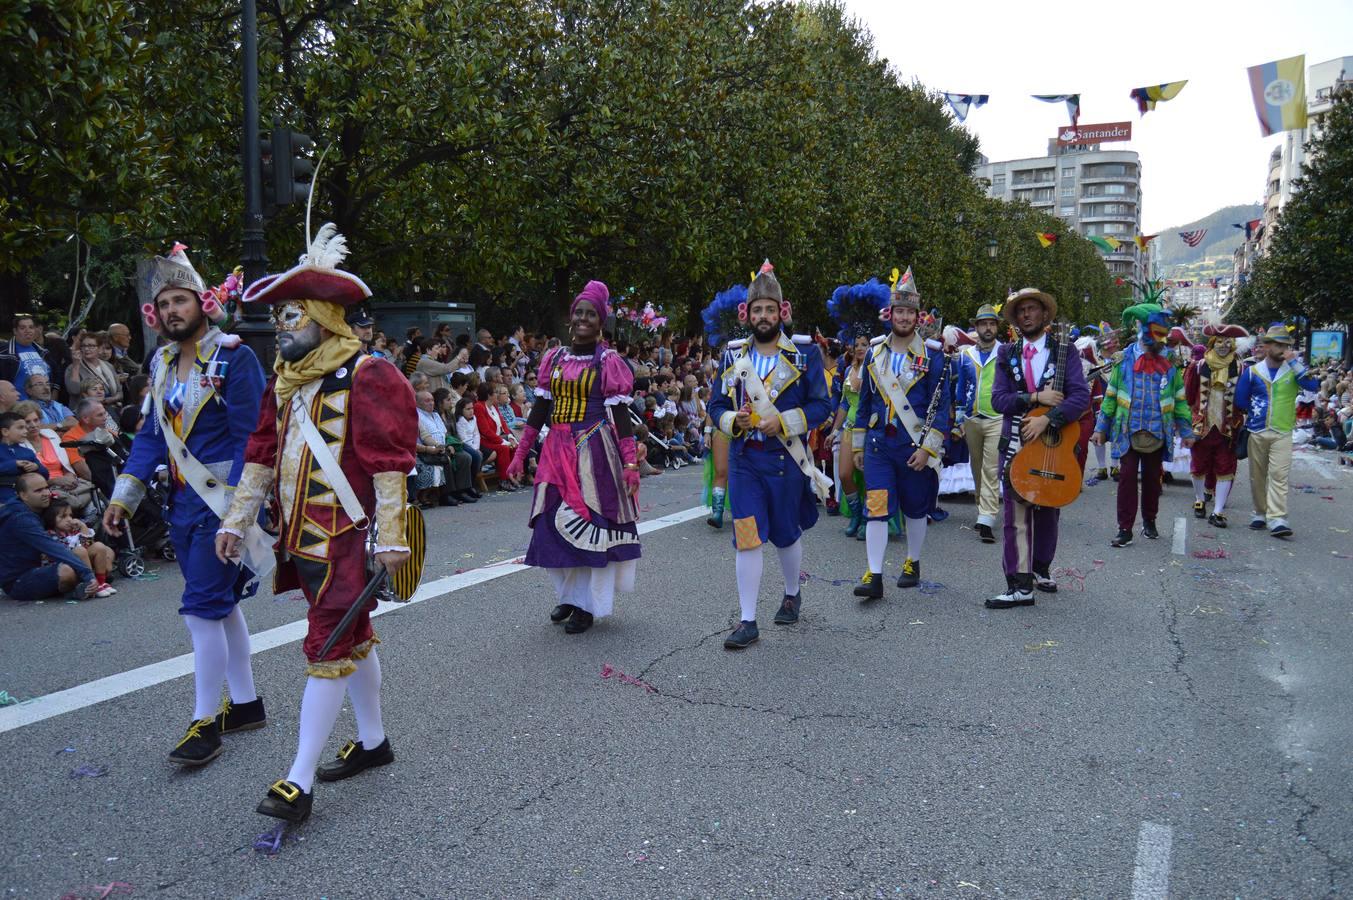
549, 354, 604, 425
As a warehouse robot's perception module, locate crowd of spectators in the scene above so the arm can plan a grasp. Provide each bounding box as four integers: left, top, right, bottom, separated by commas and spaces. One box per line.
1298, 359, 1353, 459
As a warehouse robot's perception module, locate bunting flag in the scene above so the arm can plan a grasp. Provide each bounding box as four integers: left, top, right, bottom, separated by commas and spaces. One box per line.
1247, 55, 1307, 137
1099, 320, 1115, 335
942, 92, 989, 123
1114, 277, 1126, 286
1129, 81, 1188, 115
1087, 236, 1122, 252
1032, 94, 1080, 126
1134, 233, 1159, 251
1179, 229, 1208, 247
1036, 232, 1059, 248
1176, 280, 1194, 287
1232, 218, 1264, 240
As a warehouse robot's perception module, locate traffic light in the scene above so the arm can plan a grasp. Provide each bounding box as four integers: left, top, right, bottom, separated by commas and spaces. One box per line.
266, 123, 313, 208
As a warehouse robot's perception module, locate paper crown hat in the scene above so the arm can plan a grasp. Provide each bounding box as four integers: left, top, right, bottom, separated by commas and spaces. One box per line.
135, 243, 231, 331
746, 259, 783, 304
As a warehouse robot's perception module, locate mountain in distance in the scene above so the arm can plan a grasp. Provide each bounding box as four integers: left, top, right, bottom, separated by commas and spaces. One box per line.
1151, 203, 1263, 278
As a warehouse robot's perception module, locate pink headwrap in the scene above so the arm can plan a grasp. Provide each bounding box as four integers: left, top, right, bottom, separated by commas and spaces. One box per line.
572, 280, 610, 323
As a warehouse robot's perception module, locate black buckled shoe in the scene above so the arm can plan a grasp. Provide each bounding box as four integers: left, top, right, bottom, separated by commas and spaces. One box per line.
976, 523, 996, 543
257, 780, 313, 823
316, 737, 395, 783
853, 572, 883, 601
216, 697, 266, 735
563, 608, 594, 634
723, 620, 759, 650
773, 593, 801, 625
1193, 501, 1206, 519
550, 603, 576, 624
1110, 529, 1134, 548
896, 558, 920, 589
167, 717, 222, 766
1142, 520, 1159, 540
1208, 512, 1228, 528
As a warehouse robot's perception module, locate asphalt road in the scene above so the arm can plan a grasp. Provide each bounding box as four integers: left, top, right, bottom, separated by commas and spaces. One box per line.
1, 448, 1350, 899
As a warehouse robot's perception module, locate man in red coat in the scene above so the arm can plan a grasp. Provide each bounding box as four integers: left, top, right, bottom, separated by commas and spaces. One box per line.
217, 223, 416, 824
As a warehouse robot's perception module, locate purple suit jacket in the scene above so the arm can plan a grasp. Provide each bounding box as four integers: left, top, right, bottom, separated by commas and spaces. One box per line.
991, 335, 1091, 454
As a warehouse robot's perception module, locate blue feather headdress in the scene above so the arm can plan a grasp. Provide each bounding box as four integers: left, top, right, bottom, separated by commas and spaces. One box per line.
702, 283, 749, 347
827, 277, 890, 343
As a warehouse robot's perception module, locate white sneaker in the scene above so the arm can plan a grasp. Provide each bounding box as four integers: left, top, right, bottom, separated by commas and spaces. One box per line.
95, 584, 116, 598
985, 588, 1035, 609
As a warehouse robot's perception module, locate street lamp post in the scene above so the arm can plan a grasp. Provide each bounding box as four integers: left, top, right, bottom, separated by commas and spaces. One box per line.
237, 0, 276, 368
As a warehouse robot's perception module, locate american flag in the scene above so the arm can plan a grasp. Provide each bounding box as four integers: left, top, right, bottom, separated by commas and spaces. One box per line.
1179, 229, 1207, 247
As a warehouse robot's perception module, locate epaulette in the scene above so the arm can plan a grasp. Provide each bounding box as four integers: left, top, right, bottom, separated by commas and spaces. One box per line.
218, 334, 242, 349
726, 338, 748, 350
790, 333, 812, 344
924, 338, 942, 352
869, 334, 888, 346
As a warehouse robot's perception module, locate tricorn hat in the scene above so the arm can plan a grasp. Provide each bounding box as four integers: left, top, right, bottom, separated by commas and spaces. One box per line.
241, 223, 371, 308
1202, 324, 1248, 339
1003, 288, 1058, 324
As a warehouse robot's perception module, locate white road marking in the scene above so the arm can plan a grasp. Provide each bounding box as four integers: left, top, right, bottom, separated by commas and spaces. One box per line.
1131, 821, 1173, 900
1171, 516, 1187, 555
0, 505, 710, 734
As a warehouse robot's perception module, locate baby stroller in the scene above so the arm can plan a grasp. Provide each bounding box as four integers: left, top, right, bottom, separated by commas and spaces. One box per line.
61, 434, 173, 578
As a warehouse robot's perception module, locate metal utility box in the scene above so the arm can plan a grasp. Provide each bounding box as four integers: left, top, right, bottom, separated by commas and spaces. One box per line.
369, 300, 476, 343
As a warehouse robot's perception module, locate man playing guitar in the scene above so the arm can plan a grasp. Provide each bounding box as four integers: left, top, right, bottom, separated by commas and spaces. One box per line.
985, 289, 1090, 610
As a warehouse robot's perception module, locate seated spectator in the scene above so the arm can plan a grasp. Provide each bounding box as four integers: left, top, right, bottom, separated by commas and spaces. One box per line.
65, 333, 123, 407
496, 383, 525, 431
0, 379, 18, 415
1313, 412, 1348, 451
448, 371, 470, 409
415, 389, 478, 507
633, 423, 661, 476
453, 396, 485, 491
522, 367, 540, 406
106, 322, 140, 379
23, 373, 74, 428
43, 498, 117, 596
509, 383, 530, 420
12, 401, 95, 514
370, 331, 393, 361
408, 371, 431, 395
0, 472, 96, 602
474, 383, 518, 490
1, 314, 51, 399
63, 399, 118, 496
0, 410, 40, 501
657, 415, 695, 464
125, 374, 150, 411
116, 406, 143, 453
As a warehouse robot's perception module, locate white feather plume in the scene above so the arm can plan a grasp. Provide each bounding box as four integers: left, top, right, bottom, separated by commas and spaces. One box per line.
301, 222, 348, 269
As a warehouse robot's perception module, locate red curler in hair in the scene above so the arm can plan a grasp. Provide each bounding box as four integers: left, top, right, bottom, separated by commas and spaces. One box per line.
141, 302, 159, 329
780, 300, 792, 321
879, 307, 892, 322
736, 301, 749, 323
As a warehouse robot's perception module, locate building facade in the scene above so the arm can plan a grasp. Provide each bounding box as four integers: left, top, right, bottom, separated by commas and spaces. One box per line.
974, 140, 1145, 281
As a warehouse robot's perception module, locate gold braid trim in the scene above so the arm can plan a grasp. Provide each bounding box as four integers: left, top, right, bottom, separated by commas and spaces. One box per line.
306, 635, 380, 678
372, 471, 408, 549
221, 462, 275, 534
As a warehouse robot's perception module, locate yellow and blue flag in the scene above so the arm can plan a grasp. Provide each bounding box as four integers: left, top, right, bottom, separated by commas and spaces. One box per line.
1129, 81, 1187, 115
1247, 55, 1307, 137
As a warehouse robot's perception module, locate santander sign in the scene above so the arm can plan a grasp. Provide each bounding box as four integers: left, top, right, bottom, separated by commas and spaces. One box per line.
1056, 122, 1132, 146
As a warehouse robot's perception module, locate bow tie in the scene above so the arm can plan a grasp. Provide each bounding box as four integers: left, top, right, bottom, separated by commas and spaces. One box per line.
1133, 353, 1171, 376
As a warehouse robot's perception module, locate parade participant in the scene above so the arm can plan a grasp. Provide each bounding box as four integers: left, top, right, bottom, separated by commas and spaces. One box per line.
851, 267, 948, 601
1183, 324, 1248, 527
708, 261, 831, 648
955, 303, 1005, 543
699, 283, 750, 529
1091, 298, 1194, 548
1234, 325, 1321, 538
504, 280, 642, 635
933, 326, 976, 519
217, 221, 417, 823
102, 244, 269, 766
826, 277, 891, 540
984, 289, 1090, 608
1074, 330, 1109, 483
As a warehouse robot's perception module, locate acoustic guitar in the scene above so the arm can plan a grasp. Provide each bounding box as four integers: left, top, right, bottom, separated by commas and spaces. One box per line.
1008, 324, 1083, 508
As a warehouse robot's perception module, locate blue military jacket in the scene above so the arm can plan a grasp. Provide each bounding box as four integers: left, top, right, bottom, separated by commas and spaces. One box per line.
851, 333, 950, 457
111, 329, 266, 527
708, 332, 832, 446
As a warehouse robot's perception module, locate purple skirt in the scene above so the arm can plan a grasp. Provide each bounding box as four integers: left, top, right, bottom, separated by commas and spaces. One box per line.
524, 484, 641, 570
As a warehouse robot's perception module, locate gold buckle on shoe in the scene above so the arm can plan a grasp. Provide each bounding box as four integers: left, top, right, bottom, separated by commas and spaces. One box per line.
337, 740, 358, 760
270, 780, 301, 803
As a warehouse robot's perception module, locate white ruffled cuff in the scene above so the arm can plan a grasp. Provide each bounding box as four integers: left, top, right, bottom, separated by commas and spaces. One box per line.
604, 394, 631, 406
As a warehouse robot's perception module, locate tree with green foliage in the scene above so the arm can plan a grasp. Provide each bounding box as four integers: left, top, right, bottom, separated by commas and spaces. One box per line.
1230, 87, 1353, 329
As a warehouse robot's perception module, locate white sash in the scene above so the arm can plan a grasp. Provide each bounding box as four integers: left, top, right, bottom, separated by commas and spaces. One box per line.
150, 357, 275, 579
289, 393, 369, 530
868, 343, 941, 471
731, 353, 833, 501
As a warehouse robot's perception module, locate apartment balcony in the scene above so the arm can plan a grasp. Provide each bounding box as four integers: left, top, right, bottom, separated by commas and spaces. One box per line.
1079, 212, 1138, 225
1078, 174, 1139, 185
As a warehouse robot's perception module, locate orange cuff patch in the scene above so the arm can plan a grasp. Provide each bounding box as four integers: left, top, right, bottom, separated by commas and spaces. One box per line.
866, 489, 890, 518
734, 516, 763, 550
